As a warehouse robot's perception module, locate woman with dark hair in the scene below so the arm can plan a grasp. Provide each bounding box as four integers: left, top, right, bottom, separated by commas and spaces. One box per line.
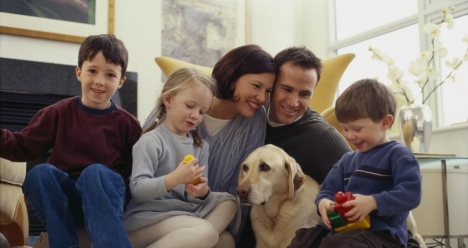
197, 44, 276, 244
141, 44, 276, 245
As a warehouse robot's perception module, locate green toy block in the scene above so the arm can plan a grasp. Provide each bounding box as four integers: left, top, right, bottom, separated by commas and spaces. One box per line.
327, 211, 346, 228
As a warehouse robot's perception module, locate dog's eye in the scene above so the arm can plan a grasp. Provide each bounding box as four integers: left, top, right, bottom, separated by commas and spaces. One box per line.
242, 164, 249, 172
259, 162, 270, 172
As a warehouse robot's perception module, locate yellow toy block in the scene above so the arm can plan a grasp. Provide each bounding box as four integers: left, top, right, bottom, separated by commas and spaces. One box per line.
335, 215, 371, 232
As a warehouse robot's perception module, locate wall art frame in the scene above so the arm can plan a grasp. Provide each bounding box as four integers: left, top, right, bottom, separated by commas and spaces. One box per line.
0, 0, 115, 43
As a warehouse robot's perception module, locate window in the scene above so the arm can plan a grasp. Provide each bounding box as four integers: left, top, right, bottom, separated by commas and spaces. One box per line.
331, 0, 468, 127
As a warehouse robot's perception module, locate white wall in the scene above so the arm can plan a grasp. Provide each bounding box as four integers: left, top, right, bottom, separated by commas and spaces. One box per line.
0, 1, 161, 123
246, 0, 329, 57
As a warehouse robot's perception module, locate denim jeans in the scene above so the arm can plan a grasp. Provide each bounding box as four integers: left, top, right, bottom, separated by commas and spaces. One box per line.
23, 163, 131, 248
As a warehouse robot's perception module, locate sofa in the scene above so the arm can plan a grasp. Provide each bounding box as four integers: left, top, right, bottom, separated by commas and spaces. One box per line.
155, 53, 356, 114
0, 158, 28, 246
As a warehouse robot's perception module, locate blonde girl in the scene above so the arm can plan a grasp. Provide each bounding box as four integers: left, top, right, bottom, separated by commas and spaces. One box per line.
124, 68, 238, 248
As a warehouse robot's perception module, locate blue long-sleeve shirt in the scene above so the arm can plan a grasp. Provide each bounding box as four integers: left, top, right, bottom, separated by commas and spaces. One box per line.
316, 141, 422, 247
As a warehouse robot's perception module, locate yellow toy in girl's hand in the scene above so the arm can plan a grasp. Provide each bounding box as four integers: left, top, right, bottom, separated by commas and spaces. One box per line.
183, 154, 200, 185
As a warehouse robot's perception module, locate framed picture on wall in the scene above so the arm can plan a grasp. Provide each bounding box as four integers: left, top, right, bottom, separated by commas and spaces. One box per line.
161, 0, 246, 68
0, 0, 115, 43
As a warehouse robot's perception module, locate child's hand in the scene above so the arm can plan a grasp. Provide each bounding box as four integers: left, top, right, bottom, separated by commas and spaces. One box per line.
342, 194, 377, 222
318, 198, 335, 228
166, 158, 205, 190
186, 177, 209, 199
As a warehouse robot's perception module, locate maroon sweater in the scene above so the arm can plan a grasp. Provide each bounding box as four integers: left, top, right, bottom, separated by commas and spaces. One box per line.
1, 97, 142, 181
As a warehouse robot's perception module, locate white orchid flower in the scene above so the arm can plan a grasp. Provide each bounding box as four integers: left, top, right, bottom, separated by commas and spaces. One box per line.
408, 58, 427, 76
450, 74, 457, 82
433, 40, 448, 58
417, 73, 428, 87
426, 67, 439, 80
445, 14, 454, 29
382, 55, 395, 66
369, 6, 464, 105
445, 57, 461, 70
421, 50, 433, 61
387, 66, 403, 82
423, 23, 440, 38
370, 48, 383, 61
388, 82, 402, 92
463, 35, 468, 43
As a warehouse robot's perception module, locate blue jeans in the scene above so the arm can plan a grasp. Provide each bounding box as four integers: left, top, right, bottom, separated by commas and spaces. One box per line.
23, 163, 131, 248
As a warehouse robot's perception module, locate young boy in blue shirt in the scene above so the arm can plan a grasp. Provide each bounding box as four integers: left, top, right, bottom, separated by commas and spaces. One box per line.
289, 78, 422, 248
1, 34, 142, 248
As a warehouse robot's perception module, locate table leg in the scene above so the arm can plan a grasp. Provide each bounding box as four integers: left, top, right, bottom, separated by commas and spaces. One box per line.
457, 237, 465, 248
442, 160, 450, 248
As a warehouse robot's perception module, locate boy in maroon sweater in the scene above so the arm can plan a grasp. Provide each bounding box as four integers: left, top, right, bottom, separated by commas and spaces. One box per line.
0, 34, 141, 248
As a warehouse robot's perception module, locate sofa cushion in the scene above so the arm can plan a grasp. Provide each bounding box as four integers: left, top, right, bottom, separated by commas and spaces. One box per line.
0, 158, 26, 186
0, 183, 25, 224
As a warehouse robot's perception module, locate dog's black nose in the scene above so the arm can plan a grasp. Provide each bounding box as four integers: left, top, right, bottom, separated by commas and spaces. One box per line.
236, 184, 250, 198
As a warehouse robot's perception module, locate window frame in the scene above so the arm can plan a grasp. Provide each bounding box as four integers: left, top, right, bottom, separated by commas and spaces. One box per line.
329, 0, 468, 128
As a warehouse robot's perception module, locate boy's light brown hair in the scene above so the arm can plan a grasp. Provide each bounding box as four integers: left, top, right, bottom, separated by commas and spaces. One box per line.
335, 78, 397, 127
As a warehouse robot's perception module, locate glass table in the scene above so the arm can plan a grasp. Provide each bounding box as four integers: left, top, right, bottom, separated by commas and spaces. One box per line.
414, 155, 468, 248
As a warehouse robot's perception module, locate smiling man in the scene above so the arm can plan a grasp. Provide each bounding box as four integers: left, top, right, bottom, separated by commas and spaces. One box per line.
237, 46, 352, 248
266, 46, 351, 184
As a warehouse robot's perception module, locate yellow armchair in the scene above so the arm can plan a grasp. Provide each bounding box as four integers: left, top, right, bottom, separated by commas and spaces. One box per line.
320, 106, 357, 150
155, 53, 355, 114
0, 158, 29, 246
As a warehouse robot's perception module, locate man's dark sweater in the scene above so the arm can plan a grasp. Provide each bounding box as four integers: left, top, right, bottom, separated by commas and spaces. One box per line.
266, 108, 351, 184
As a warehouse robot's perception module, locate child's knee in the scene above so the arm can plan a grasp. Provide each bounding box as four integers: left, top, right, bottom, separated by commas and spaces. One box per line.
196, 221, 219, 247
25, 163, 59, 185
80, 164, 122, 182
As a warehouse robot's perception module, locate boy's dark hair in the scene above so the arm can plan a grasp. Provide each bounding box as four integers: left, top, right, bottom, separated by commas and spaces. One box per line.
78, 34, 128, 77
274, 46, 323, 83
335, 78, 397, 126
212, 44, 277, 100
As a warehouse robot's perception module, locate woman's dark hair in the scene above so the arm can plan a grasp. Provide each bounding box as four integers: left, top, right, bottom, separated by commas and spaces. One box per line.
212, 44, 276, 100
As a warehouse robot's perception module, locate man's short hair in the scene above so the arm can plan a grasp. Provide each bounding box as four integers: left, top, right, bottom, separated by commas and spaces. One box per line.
274, 46, 323, 82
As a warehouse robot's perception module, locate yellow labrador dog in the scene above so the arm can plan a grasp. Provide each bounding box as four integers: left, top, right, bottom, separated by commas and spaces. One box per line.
236, 144, 321, 248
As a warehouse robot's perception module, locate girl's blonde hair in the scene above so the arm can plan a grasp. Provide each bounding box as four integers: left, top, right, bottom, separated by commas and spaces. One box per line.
143, 67, 217, 147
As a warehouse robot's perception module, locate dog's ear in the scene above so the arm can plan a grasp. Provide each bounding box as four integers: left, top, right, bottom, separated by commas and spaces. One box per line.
285, 153, 305, 200
293, 161, 306, 191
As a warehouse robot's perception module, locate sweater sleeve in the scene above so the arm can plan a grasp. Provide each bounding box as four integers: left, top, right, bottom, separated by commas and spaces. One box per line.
307, 124, 352, 184
199, 142, 210, 178
373, 151, 422, 215
1, 108, 55, 161
244, 107, 267, 157
315, 155, 347, 207
129, 134, 169, 202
